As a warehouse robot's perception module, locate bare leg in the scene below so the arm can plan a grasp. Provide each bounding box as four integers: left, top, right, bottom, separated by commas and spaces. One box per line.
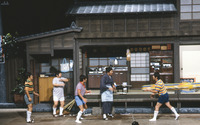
27, 104, 33, 112
27, 104, 33, 122
76, 105, 84, 123
53, 101, 58, 116
79, 104, 88, 119
59, 101, 65, 116
149, 102, 162, 121
83, 103, 87, 110
165, 102, 180, 120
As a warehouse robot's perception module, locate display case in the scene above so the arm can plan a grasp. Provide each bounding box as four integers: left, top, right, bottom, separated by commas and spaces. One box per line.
150, 51, 173, 84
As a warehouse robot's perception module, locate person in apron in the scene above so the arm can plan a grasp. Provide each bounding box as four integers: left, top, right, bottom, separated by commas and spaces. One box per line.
100, 66, 116, 120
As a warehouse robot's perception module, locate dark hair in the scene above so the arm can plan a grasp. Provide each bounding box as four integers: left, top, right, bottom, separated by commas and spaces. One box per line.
154, 72, 160, 80
80, 75, 87, 81
55, 72, 61, 76
106, 66, 113, 73
25, 72, 32, 79
132, 121, 139, 125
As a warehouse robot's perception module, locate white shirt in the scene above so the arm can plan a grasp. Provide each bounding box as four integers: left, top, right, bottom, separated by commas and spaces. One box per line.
52, 77, 65, 97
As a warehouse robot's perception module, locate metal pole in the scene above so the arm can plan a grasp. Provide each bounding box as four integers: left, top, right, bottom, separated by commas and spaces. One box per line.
0, 5, 3, 34
0, 4, 7, 103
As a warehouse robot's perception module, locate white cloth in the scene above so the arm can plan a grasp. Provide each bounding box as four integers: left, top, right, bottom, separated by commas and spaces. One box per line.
52, 77, 66, 99
59, 107, 63, 115
76, 111, 83, 120
53, 107, 56, 115
53, 96, 65, 101
171, 107, 179, 116
153, 111, 158, 119
27, 111, 32, 122
101, 85, 113, 102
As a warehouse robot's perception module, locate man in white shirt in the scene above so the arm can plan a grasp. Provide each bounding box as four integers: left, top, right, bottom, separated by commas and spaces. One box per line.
52, 72, 68, 117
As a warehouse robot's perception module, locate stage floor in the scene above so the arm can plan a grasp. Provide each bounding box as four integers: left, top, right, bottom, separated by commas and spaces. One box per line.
0, 109, 200, 125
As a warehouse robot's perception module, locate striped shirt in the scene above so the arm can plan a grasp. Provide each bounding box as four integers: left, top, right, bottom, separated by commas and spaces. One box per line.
155, 79, 167, 96
24, 80, 34, 94
75, 82, 86, 96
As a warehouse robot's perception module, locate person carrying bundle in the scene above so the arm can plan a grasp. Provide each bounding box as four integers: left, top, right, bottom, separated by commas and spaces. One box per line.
145, 72, 180, 121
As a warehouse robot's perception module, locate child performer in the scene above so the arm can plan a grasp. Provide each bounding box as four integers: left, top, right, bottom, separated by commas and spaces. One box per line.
75, 75, 91, 123
52, 72, 68, 117
146, 72, 180, 121
24, 72, 39, 123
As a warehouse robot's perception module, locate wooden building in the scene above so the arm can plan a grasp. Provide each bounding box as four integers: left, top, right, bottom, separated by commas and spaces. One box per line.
13, 0, 200, 104
18, 25, 82, 103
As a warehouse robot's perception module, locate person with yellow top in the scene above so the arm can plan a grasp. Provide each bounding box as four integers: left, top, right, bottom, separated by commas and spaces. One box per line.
146, 72, 179, 121
24, 72, 39, 123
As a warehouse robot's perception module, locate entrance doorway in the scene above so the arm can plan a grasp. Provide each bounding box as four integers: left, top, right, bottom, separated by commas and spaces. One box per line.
180, 45, 200, 82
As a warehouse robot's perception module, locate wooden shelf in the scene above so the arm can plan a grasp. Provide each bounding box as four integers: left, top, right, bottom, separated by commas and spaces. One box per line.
149, 51, 174, 84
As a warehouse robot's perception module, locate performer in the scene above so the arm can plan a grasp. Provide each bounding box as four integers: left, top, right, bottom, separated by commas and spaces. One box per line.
52, 72, 68, 117
24, 72, 39, 123
100, 66, 116, 120
146, 72, 180, 121
75, 75, 91, 123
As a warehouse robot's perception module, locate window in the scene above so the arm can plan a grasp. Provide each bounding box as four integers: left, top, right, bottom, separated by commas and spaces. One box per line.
89, 57, 127, 67
41, 63, 50, 73
40, 58, 73, 74
130, 53, 149, 81
52, 59, 59, 70
180, 0, 200, 20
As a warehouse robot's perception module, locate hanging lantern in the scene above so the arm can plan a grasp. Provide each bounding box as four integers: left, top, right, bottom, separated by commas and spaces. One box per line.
126, 49, 131, 61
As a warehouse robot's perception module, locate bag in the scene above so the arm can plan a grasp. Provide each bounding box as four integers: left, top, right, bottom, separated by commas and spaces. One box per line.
60, 58, 69, 72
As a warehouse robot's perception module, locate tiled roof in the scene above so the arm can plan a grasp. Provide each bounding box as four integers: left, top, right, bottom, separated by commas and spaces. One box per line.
17, 22, 82, 42
67, 3, 176, 15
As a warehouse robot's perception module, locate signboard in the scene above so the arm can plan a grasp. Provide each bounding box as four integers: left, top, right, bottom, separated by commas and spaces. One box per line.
0, 35, 5, 63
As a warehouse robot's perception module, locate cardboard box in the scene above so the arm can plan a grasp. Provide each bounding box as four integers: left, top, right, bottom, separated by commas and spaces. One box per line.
152, 45, 160, 50
161, 46, 167, 50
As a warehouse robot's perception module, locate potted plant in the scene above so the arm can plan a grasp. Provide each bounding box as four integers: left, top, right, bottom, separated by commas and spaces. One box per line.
2, 33, 26, 103
11, 67, 26, 103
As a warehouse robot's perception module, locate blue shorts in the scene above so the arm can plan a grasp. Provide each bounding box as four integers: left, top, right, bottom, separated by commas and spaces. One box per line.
158, 93, 169, 104
24, 94, 34, 105
75, 96, 85, 106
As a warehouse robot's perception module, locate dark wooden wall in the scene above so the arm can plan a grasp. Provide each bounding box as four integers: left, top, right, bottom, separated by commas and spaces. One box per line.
179, 21, 200, 32
5, 57, 25, 102
25, 33, 75, 103
76, 14, 177, 34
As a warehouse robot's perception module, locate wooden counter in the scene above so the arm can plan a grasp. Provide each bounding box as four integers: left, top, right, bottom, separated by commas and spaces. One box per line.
39, 77, 54, 103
